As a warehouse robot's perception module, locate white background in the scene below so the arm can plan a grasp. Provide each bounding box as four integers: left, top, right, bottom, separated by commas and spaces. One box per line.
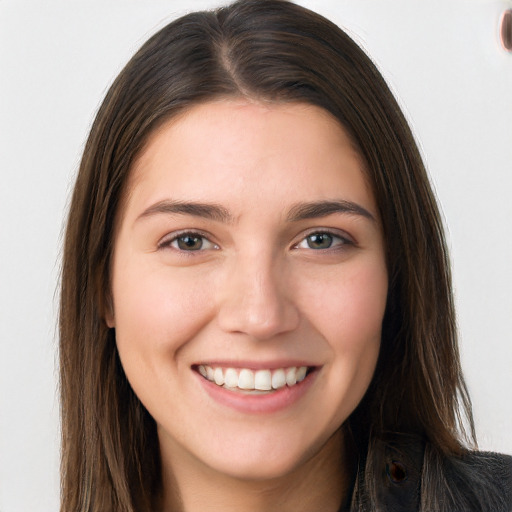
1, 1, 511, 510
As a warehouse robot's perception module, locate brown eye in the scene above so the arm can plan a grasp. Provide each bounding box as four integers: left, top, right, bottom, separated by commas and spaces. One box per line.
176, 235, 204, 251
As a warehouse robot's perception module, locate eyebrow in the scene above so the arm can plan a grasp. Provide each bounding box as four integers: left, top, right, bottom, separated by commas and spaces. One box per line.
286, 200, 375, 223
136, 198, 375, 224
137, 200, 234, 223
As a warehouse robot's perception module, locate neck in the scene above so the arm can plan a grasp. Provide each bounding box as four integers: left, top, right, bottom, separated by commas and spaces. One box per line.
158, 429, 351, 512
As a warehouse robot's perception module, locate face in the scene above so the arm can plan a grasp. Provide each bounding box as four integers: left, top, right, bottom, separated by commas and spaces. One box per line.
108, 100, 388, 482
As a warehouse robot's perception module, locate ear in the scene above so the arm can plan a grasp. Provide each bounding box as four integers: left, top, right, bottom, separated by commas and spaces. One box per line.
103, 294, 116, 328
105, 311, 115, 328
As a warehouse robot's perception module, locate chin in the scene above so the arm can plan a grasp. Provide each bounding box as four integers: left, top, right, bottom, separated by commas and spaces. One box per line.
197, 429, 341, 483
207, 453, 307, 482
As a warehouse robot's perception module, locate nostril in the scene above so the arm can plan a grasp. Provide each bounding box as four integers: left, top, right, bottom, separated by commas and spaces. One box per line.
386, 461, 407, 484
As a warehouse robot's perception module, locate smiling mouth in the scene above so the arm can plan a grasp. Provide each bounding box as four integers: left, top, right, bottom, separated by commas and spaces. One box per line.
194, 364, 313, 393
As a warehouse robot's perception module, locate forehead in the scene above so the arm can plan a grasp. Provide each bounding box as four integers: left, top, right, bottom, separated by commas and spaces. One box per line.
122, 100, 376, 221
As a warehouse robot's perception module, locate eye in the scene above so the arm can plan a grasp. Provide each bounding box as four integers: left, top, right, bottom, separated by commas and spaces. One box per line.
159, 232, 219, 252
295, 231, 351, 250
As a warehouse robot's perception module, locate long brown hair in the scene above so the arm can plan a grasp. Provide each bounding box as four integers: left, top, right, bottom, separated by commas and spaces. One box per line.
60, 1, 476, 510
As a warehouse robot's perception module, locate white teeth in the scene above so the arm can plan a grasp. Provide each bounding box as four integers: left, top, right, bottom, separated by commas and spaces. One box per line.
285, 367, 297, 386
238, 369, 255, 390
255, 369, 272, 391
271, 368, 287, 389
198, 365, 310, 392
224, 368, 238, 388
214, 367, 224, 386
296, 366, 307, 382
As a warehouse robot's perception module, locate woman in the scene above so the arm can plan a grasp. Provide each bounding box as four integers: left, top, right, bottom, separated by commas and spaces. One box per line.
59, 1, 512, 510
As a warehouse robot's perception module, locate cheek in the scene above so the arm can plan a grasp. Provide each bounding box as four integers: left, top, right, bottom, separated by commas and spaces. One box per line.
305, 258, 387, 395
111, 262, 219, 417
306, 258, 388, 345
286, 257, 388, 432
112, 261, 215, 360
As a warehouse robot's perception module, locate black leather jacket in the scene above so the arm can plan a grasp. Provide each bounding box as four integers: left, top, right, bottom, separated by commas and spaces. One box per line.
344, 436, 512, 511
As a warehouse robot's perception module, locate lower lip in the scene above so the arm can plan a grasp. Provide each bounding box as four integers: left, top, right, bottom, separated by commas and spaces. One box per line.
195, 370, 318, 414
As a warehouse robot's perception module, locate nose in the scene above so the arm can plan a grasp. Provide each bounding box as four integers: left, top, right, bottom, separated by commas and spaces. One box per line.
216, 254, 300, 340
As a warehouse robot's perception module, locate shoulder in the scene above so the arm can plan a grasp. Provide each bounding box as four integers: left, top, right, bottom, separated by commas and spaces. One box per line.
458, 449, 512, 481
444, 450, 512, 509
368, 435, 512, 512
419, 444, 512, 511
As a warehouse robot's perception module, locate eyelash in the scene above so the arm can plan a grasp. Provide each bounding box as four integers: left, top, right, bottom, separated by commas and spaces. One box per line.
158, 229, 353, 253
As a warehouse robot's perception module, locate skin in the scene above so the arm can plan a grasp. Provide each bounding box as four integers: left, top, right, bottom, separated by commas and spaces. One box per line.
107, 100, 388, 512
